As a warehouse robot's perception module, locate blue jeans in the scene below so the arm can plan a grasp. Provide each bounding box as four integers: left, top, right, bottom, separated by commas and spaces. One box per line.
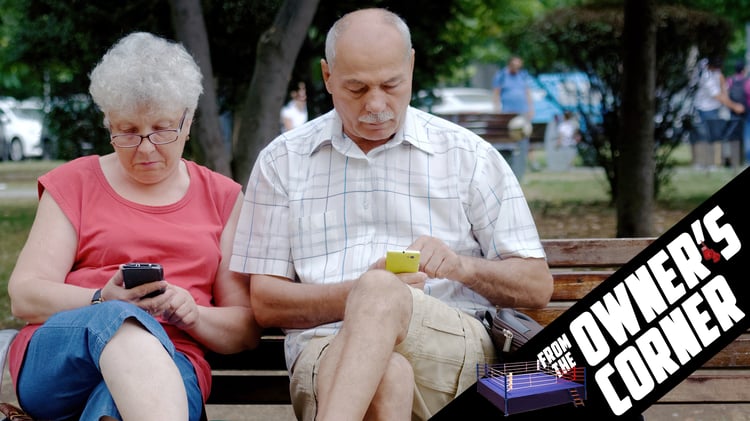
16, 301, 203, 421
694, 109, 723, 142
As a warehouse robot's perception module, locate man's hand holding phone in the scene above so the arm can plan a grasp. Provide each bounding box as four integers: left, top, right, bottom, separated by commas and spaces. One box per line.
383, 250, 427, 289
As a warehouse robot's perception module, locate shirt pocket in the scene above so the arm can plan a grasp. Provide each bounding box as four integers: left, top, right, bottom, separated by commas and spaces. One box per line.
290, 211, 341, 257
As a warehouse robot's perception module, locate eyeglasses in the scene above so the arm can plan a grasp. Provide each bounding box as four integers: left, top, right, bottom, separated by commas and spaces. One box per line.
110, 109, 187, 148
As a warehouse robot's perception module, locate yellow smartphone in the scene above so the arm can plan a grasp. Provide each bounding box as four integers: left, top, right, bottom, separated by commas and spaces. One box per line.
386, 250, 421, 274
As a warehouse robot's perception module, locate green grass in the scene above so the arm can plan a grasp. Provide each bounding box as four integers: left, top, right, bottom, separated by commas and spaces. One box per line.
524, 164, 738, 239
0, 199, 38, 328
0, 160, 59, 328
0, 160, 64, 182
524, 142, 737, 209
523, 165, 737, 208
524, 168, 611, 204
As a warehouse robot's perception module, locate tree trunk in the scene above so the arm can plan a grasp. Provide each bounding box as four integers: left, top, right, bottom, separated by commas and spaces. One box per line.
232, 0, 319, 188
616, 0, 656, 237
169, 0, 232, 177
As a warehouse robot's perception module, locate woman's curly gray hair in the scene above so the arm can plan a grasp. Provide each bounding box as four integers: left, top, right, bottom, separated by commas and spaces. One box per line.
89, 32, 203, 117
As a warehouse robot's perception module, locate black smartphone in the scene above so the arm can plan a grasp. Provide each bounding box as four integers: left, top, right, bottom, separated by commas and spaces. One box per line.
121, 262, 165, 298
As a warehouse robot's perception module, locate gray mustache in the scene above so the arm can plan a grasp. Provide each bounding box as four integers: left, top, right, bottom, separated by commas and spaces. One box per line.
359, 111, 395, 124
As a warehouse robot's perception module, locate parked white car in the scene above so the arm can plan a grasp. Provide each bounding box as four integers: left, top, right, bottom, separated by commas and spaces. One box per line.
0, 97, 48, 161
415, 87, 497, 114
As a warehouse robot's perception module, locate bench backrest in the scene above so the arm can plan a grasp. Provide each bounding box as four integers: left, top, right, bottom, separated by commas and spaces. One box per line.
534, 238, 750, 407
525, 238, 655, 325
438, 112, 546, 144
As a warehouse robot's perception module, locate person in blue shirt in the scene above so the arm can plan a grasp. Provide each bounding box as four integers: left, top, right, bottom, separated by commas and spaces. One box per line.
492, 56, 536, 173
492, 56, 534, 121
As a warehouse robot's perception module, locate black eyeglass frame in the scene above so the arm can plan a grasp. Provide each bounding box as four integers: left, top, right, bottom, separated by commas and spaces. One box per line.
109, 108, 188, 148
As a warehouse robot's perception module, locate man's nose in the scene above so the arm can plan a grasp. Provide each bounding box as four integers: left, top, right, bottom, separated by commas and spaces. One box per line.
364, 89, 387, 113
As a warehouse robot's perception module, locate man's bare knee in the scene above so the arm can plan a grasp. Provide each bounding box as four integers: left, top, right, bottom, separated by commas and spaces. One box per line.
351, 270, 411, 308
347, 271, 412, 337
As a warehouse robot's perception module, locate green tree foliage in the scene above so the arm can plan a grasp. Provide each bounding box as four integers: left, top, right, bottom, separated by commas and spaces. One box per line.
0, 0, 469, 169
0, 0, 177, 159
0, 0, 285, 163
202, 0, 280, 115
508, 3, 732, 202
1, 0, 174, 99
284, 1, 463, 117
5, 0, 736, 186
671, 0, 750, 69
445, 0, 573, 63
671, 0, 750, 34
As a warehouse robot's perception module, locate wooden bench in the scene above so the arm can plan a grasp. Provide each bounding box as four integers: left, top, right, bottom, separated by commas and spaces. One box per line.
438, 112, 547, 181
525, 238, 750, 414
2, 237, 748, 417
438, 112, 546, 145
207, 237, 750, 413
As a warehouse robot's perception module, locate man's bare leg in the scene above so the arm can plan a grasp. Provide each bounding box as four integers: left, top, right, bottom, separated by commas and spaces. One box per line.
315, 270, 413, 421
363, 352, 414, 421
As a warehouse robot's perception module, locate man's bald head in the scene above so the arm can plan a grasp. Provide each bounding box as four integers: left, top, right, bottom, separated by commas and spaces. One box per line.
324, 8, 412, 70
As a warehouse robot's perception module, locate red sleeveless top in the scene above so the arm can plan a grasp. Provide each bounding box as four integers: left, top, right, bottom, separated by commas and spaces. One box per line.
9, 155, 241, 401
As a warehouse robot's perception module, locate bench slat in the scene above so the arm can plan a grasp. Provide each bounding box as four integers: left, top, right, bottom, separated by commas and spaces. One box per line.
521, 303, 573, 327
703, 333, 750, 367
542, 238, 656, 267
438, 113, 524, 144
549, 271, 611, 299
657, 369, 750, 402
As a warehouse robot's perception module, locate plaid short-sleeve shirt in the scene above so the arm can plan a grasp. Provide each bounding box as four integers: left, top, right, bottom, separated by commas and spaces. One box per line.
230, 106, 545, 370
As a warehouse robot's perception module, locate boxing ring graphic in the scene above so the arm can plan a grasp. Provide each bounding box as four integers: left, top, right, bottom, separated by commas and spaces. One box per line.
477, 361, 587, 416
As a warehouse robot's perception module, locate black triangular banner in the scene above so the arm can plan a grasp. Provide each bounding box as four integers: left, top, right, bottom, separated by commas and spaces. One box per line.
433, 167, 750, 420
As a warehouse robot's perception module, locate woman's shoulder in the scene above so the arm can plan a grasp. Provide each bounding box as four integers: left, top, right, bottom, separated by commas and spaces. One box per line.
184, 160, 241, 194
42, 155, 100, 181
184, 159, 235, 181
37, 155, 104, 207
184, 160, 242, 218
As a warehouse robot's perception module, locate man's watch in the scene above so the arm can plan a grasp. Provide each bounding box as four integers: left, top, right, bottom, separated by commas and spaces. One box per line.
91, 288, 104, 305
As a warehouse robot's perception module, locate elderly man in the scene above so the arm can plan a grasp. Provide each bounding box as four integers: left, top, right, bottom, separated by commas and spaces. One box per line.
231, 8, 552, 421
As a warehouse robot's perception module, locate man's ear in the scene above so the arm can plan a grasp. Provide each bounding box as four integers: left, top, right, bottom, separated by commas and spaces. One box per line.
321, 58, 332, 94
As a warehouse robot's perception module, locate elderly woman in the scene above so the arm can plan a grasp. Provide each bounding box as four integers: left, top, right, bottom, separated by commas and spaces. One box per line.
6, 32, 260, 421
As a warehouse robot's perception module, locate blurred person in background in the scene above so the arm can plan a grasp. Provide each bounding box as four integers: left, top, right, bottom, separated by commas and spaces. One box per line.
692, 56, 744, 169
551, 110, 580, 171
280, 81, 308, 132
492, 56, 536, 172
724, 59, 749, 167
492, 56, 534, 121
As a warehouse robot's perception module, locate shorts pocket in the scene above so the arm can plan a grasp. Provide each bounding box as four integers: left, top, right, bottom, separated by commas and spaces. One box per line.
411, 307, 467, 394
